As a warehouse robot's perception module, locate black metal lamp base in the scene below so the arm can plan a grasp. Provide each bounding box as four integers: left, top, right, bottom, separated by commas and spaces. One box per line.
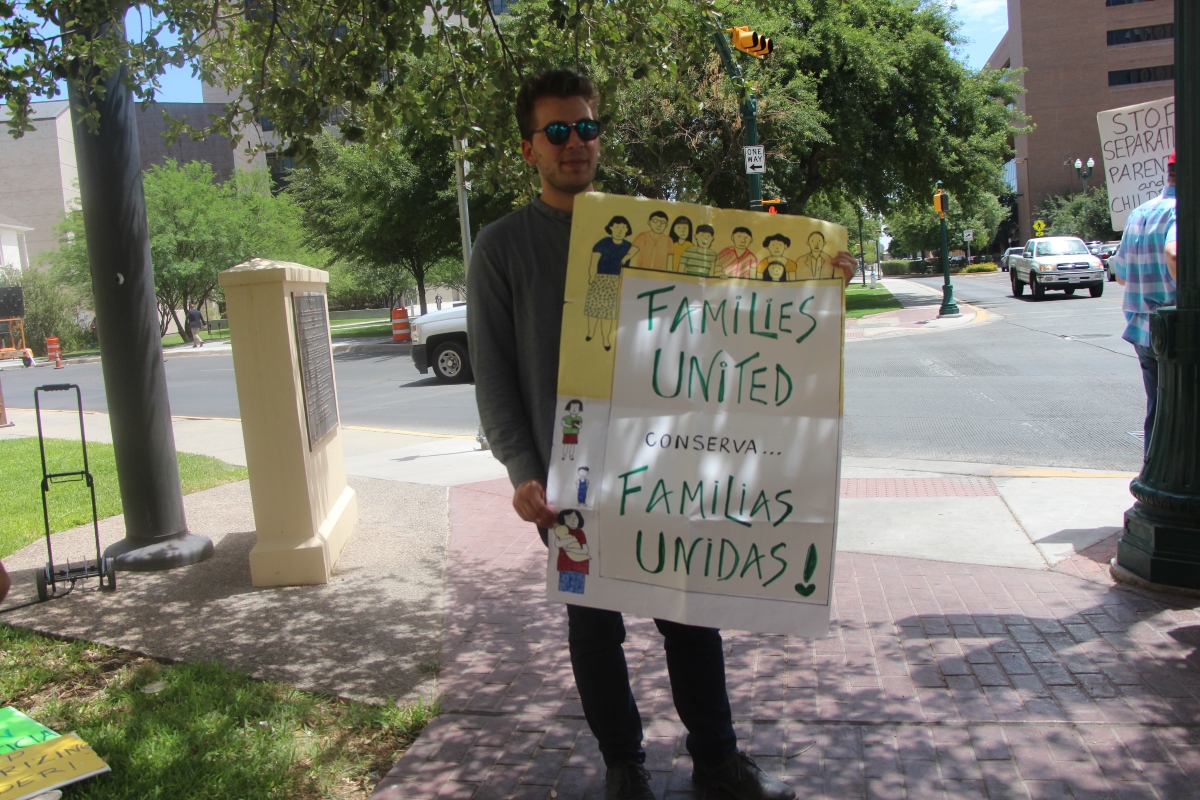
1117, 506, 1200, 590
105, 533, 214, 572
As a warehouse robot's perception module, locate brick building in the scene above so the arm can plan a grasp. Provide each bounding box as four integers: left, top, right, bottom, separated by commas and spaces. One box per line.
0, 100, 251, 268
988, 0, 1175, 244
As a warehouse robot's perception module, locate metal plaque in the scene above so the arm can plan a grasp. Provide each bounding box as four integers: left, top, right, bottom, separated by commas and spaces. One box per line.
292, 292, 339, 449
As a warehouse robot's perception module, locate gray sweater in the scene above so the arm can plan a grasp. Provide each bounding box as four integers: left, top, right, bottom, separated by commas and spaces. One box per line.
468, 197, 572, 488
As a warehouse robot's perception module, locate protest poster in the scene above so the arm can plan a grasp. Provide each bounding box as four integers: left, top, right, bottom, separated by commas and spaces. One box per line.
1097, 96, 1175, 231
0, 734, 110, 800
545, 192, 847, 636
0, 708, 59, 755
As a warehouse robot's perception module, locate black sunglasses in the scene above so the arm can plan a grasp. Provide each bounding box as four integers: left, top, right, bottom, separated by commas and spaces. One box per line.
531, 119, 601, 145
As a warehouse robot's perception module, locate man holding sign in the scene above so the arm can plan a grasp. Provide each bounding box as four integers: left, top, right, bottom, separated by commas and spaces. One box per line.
469, 69, 855, 800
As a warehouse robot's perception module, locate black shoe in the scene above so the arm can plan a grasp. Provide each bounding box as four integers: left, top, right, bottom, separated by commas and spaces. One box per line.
692, 752, 795, 800
606, 760, 655, 799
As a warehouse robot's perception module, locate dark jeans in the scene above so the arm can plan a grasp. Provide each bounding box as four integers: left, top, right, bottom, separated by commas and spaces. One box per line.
1135, 343, 1158, 458
566, 603, 738, 767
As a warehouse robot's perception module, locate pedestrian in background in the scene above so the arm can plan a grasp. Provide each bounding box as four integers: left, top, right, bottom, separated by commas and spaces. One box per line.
1110, 150, 1177, 457
185, 304, 206, 348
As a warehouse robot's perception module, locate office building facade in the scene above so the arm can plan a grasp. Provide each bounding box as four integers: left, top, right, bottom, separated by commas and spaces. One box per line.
988, 0, 1175, 244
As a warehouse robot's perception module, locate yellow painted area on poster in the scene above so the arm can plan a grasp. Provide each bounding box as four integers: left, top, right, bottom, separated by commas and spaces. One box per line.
558, 193, 848, 401
0, 734, 110, 799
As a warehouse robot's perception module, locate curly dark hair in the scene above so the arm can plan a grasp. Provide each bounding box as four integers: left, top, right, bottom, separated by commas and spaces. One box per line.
516, 69, 598, 140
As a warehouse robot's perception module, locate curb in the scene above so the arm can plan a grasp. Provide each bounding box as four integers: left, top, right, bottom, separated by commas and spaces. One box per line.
3, 338, 409, 369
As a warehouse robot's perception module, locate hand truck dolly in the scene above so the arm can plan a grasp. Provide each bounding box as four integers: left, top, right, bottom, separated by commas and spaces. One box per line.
33, 383, 116, 601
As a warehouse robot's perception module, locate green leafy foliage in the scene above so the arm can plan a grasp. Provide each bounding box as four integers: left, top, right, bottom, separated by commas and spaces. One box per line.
0, 261, 95, 356
1035, 187, 1119, 243
886, 190, 1009, 255
286, 132, 461, 316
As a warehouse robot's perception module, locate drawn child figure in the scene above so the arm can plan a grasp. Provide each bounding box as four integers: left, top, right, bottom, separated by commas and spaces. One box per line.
677, 224, 719, 277
798, 230, 834, 279
632, 211, 671, 272
585, 216, 638, 350
576, 466, 590, 504
759, 234, 796, 282
665, 216, 693, 272
554, 509, 590, 594
717, 226, 758, 278
561, 399, 584, 460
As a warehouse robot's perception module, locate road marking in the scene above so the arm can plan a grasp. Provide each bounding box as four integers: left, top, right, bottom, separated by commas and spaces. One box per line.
992, 467, 1137, 479
342, 425, 477, 440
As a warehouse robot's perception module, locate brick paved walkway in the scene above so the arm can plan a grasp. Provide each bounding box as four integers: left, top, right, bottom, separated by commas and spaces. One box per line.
372, 478, 1200, 800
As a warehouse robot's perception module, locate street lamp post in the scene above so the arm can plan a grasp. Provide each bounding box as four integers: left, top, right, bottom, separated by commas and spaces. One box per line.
1114, 0, 1200, 591
713, 31, 762, 211
935, 182, 960, 317
1074, 157, 1096, 192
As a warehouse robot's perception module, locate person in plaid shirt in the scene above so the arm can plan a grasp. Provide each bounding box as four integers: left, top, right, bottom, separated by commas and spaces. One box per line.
1111, 150, 1178, 457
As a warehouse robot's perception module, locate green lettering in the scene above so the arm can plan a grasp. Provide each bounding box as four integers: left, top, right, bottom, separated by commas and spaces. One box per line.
775, 364, 793, 406
764, 543, 789, 586
773, 490, 794, 527
740, 543, 765, 580
675, 536, 705, 573
636, 530, 666, 573
749, 366, 769, 405
749, 490, 772, 521
749, 292, 778, 339
646, 480, 673, 513
795, 295, 818, 345
681, 481, 706, 518
670, 296, 695, 334
688, 350, 725, 401
734, 352, 761, 403
702, 299, 728, 335
652, 349, 684, 398
718, 539, 740, 580
637, 286, 675, 331
618, 466, 649, 515
778, 301, 794, 333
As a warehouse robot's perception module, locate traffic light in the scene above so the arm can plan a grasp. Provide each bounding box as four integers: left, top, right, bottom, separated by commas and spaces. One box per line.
727, 26, 772, 57
933, 188, 948, 218
762, 198, 788, 214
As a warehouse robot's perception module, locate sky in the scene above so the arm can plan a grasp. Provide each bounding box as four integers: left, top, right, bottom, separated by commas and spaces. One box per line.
35, 2, 1011, 104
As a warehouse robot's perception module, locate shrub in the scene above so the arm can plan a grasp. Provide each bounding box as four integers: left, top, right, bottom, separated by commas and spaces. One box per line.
964, 262, 999, 273
0, 267, 95, 355
881, 260, 912, 276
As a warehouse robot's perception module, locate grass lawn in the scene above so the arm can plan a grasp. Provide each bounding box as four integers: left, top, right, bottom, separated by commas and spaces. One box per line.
0, 625, 433, 798
329, 320, 392, 340
845, 284, 903, 319
0, 438, 248, 558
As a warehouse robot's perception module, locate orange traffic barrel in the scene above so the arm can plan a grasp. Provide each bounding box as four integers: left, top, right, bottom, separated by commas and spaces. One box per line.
392, 307, 411, 342
46, 337, 63, 368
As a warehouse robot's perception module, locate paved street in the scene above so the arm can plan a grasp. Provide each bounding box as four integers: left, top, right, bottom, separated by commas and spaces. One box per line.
1, 273, 1145, 470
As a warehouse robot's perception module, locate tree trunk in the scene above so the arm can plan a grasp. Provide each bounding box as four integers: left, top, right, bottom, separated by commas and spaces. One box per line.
67, 33, 212, 570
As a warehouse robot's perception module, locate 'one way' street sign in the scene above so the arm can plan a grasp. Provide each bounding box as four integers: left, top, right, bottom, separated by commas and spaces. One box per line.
744, 146, 765, 174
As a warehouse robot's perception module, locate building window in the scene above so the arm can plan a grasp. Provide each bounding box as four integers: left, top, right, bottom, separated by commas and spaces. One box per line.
1002, 160, 1017, 193
266, 152, 295, 195
1105, 0, 1156, 6
489, 0, 509, 13
1109, 64, 1174, 86
1108, 24, 1173, 46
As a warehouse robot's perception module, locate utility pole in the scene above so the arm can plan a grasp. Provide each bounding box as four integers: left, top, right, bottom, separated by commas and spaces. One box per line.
1114, 0, 1200, 590
857, 205, 866, 286
713, 26, 767, 211
453, 138, 473, 279
67, 26, 212, 570
934, 182, 960, 317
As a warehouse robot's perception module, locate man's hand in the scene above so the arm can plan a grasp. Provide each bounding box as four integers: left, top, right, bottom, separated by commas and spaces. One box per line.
513, 479, 558, 528
1166, 240, 1177, 281
833, 251, 857, 284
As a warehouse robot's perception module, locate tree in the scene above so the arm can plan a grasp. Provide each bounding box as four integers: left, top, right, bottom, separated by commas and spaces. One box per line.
48, 161, 326, 339
1035, 187, 1119, 243
287, 132, 460, 316
886, 191, 1008, 256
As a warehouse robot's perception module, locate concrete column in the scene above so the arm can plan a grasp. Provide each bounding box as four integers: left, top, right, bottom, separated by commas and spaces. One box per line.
219, 259, 357, 586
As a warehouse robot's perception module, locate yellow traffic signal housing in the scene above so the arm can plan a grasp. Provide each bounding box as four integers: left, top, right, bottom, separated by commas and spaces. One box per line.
933, 188, 948, 218
762, 198, 788, 214
728, 26, 773, 57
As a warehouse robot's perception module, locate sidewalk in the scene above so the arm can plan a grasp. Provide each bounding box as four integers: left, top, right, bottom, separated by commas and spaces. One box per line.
845, 278, 995, 340
5, 414, 1196, 799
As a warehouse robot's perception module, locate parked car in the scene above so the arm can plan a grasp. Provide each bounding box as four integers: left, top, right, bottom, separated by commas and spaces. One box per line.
1099, 241, 1122, 281
1000, 246, 1022, 272
1009, 237, 1106, 300
410, 305, 472, 382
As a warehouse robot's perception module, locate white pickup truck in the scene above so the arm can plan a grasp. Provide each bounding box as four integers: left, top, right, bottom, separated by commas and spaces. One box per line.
410, 304, 472, 382
1009, 237, 1106, 300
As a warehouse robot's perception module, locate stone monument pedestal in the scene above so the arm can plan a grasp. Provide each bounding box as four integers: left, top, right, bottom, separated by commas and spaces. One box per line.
219, 259, 357, 586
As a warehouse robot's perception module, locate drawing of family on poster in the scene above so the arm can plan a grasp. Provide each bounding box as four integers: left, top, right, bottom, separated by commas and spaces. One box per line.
583, 208, 838, 349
